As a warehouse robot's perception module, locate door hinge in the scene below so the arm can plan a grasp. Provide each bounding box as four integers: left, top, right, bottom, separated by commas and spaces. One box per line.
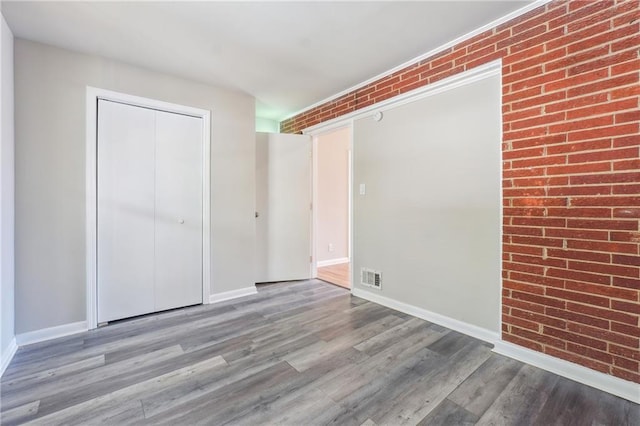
310, 202, 313, 210
310, 255, 313, 263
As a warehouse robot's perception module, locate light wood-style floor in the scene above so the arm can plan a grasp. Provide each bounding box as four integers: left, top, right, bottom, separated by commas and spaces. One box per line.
317, 262, 350, 289
1, 280, 638, 425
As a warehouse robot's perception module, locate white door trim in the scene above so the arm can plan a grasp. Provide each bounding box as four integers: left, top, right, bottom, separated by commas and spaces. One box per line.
85, 87, 211, 330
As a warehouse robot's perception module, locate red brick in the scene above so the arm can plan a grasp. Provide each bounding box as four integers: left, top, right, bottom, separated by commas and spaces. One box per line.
613, 276, 640, 290
544, 228, 609, 241
503, 244, 544, 256
503, 332, 543, 351
546, 306, 610, 330
612, 59, 640, 76
546, 207, 612, 218
612, 368, 640, 383
546, 68, 610, 94
546, 162, 611, 176
615, 110, 640, 124
567, 73, 639, 99
503, 314, 540, 332
567, 302, 638, 327
565, 280, 638, 301
546, 287, 611, 308
503, 297, 546, 314
609, 231, 640, 243
511, 308, 567, 329
566, 98, 637, 121
547, 248, 610, 263
547, 185, 612, 196
613, 356, 639, 373
509, 271, 565, 289
546, 266, 611, 285
613, 184, 640, 195
566, 343, 613, 366
570, 196, 640, 207
545, 346, 611, 374
569, 260, 639, 278
610, 343, 640, 362
569, 47, 639, 76
612, 254, 640, 266
510, 47, 568, 74
612, 299, 640, 315
511, 112, 566, 131
570, 172, 640, 186
545, 92, 609, 113
611, 321, 640, 338
512, 326, 566, 349
613, 158, 640, 171
512, 290, 567, 309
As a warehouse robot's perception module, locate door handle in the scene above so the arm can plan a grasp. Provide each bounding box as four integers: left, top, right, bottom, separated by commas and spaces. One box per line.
255, 212, 259, 218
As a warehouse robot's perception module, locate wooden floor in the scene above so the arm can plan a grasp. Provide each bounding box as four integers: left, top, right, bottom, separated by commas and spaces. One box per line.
318, 262, 350, 289
1, 280, 638, 425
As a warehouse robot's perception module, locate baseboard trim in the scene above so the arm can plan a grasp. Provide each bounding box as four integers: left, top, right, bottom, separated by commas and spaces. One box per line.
16, 321, 87, 347
493, 341, 640, 404
351, 287, 499, 344
209, 286, 258, 304
0, 337, 18, 377
317, 258, 350, 268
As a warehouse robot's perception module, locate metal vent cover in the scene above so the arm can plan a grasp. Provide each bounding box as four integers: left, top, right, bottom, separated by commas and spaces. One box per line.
361, 268, 382, 289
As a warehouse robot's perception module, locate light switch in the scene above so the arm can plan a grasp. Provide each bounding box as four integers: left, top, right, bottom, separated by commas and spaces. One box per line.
359, 184, 366, 195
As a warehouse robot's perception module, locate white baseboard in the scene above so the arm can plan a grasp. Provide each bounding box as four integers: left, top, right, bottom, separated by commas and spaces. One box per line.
493, 341, 640, 404
16, 321, 87, 347
209, 286, 258, 304
0, 337, 18, 377
317, 257, 350, 268
351, 287, 499, 344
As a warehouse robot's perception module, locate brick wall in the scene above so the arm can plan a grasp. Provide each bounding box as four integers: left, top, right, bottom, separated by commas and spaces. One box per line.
281, 0, 640, 383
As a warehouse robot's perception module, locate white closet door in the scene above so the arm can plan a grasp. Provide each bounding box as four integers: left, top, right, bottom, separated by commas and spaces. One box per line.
97, 100, 156, 323
255, 132, 312, 283
154, 110, 203, 311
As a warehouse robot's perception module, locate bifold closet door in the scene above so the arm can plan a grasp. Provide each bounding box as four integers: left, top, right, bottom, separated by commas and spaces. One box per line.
97, 100, 203, 323
97, 100, 156, 323
154, 110, 203, 311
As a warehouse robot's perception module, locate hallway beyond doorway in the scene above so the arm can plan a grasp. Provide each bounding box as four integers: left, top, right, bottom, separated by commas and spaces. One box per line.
317, 262, 350, 289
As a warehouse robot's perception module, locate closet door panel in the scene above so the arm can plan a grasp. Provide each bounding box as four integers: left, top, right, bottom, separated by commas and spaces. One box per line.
154, 111, 203, 310
97, 100, 156, 323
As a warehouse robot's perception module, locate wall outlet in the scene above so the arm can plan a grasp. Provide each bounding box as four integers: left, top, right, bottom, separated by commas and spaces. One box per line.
328, 243, 334, 252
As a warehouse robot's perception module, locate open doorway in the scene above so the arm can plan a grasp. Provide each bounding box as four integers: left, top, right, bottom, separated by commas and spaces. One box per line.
312, 126, 351, 289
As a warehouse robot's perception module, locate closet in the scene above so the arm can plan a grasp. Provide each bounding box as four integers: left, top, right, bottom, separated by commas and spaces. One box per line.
97, 99, 203, 323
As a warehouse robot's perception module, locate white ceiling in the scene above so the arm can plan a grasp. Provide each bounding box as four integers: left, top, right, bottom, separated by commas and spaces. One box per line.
2, 1, 533, 121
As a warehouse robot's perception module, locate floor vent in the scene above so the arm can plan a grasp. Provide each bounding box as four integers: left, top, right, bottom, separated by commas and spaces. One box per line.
361, 268, 382, 290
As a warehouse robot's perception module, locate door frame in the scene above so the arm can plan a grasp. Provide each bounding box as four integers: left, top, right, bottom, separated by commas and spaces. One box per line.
85, 87, 211, 329
305, 122, 354, 288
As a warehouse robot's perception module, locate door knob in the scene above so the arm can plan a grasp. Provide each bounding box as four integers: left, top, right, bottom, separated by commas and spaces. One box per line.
178, 219, 185, 224
255, 212, 260, 218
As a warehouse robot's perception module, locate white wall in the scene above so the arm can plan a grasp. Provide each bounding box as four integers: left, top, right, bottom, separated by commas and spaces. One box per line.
316, 127, 349, 263
255, 117, 279, 133
353, 74, 501, 333
14, 39, 256, 334
0, 15, 16, 368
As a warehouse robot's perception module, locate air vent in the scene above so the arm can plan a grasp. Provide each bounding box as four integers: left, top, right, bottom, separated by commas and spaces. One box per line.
361, 268, 382, 290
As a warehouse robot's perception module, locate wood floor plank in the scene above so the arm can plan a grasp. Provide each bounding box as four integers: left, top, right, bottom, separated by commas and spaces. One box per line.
0, 401, 40, 426
23, 356, 227, 426
417, 399, 478, 426
2, 280, 637, 425
476, 364, 561, 425
318, 262, 351, 289
373, 341, 492, 425
447, 354, 523, 417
